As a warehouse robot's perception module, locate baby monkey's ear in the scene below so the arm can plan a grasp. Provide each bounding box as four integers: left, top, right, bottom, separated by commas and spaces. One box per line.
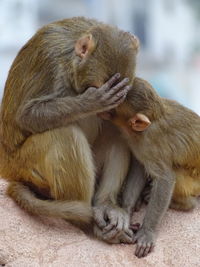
128, 113, 151, 132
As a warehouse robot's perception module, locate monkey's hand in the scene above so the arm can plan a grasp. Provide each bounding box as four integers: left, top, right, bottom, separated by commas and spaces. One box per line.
132, 227, 155, 258
93, 205, 133, 244
82, 73, 130, 114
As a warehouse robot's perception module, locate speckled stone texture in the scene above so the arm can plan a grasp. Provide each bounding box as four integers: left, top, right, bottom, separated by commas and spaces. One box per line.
0, 179, 200, 267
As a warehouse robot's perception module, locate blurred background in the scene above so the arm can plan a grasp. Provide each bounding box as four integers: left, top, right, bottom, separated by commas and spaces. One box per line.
0, 0, 200, 114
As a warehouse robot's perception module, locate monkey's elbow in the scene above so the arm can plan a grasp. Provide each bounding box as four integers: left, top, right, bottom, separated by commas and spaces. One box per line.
16, 110, 38, 134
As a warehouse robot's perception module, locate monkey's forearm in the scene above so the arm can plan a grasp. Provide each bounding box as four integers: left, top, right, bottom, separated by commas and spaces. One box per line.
16, 94, 98, 133
94, 143, 130, 206
122, 158, 146, 215
142, 175, 175, 231
16, 74, 130, 134
93, 137, 134, 243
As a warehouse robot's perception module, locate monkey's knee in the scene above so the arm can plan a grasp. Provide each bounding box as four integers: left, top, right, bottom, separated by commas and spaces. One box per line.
18, 126, 95, 203
170, 196, 197, 211
43, 126, 96, 202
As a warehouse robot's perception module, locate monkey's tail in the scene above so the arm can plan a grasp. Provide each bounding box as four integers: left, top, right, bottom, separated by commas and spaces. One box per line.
7, 182, 92, 227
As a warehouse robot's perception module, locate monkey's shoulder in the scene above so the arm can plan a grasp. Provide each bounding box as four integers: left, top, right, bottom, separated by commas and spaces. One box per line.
162, 98, 200, 126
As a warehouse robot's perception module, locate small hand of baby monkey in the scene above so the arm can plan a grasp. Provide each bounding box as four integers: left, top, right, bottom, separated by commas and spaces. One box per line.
83, 73, 131, 114
93, 205, 134, 244
131, 227, 155, 258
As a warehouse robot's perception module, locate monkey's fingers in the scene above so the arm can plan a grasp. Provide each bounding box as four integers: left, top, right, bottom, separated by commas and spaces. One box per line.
108, 78, 130, 96
113, 85, 131, 101
107, 90, 129, 110
124, 229, 135, 240
93, 207, 107, 228
103, 73, 121, 91
102, 227, 119, 240
103, 218, 133, 242
102, 216, 118, 233
103, 227, 133, 243
135, 242, 154, 258
123, 218, 134, 238
143, 244, 154, 257
102, 211, 121, 239
118, 232, 134, 244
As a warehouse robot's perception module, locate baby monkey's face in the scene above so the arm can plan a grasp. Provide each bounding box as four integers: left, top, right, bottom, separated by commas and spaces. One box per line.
98, 102, 151, 133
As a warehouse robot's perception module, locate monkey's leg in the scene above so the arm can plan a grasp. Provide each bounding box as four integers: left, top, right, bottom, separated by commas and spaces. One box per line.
7, 126, 95, 227
122, 157, 147, 215
93, 128, 132, 243
170, 170, 199, 211
133, 170, 175, 258
170, 196, 197, 211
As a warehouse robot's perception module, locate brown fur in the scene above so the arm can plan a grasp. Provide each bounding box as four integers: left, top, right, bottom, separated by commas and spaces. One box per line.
0, 17, 138, 232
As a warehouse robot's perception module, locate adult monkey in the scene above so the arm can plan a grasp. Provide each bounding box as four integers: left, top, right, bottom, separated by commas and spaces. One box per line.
0, 17, 139, 242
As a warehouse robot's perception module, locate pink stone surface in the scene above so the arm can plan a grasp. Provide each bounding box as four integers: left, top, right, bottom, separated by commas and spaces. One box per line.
0, 179, 200, 267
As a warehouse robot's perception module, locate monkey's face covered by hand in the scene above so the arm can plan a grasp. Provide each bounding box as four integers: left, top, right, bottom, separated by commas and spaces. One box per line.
73, 27, 139, 92
99, 104, 151, 134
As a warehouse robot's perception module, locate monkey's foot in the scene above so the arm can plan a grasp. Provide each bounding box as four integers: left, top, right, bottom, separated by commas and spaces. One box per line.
133, 227, 155, 258
93, 224, 133, 244
170, 196, 197, 211
93, 205, 133, 243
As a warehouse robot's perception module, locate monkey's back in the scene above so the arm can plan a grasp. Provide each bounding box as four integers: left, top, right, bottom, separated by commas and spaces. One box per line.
1, 17, 100, 115
0, 17, 102, 150
161, 98, 200, 170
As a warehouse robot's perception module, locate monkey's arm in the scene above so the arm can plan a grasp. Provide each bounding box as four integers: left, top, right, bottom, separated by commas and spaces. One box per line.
16, 74, 130, 133
122, 157, 147, 215
134, 169, 175, 258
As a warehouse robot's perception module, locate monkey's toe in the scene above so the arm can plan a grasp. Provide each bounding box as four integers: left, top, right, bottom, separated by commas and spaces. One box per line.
135, 242, 154, 258
133, 227, 155, 258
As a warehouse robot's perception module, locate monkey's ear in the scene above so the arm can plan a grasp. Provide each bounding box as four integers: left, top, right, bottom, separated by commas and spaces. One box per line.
130, 34, 140, 52
75, 34, 95, 59
128, 113, 151, 132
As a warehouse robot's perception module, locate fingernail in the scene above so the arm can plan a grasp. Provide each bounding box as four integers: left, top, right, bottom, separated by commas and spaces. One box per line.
116, 73, 120, 78
125, 78, 129, 82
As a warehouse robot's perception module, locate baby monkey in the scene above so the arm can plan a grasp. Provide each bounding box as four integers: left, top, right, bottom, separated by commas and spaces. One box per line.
100, 77, 200, 257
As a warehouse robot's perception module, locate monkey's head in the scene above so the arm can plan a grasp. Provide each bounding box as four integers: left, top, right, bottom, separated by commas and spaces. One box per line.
99, 108, 151, 133
98, 87, 151, 133
72, 26, 139, 92
99, 77, 167, 133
